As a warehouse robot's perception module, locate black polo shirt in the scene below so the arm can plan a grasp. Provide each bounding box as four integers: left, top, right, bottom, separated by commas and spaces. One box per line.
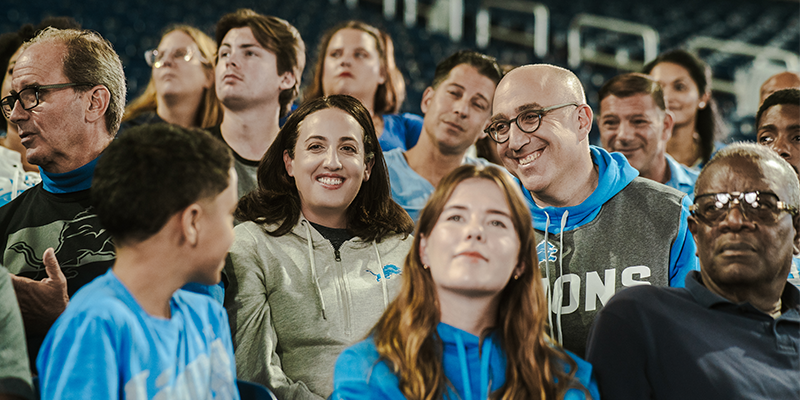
586, 270, 800, 400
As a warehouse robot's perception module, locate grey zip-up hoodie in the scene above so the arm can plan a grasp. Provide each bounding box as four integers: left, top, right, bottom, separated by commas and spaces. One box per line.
225, 215, 412, 399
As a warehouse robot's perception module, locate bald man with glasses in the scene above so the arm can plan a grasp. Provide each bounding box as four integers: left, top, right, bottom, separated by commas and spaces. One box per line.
586, 143, 800, 400
489, 64, 698, 357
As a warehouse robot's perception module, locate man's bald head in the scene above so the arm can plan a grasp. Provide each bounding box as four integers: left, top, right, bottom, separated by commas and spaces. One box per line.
760, 71, 800, 104
497, 64, 586, 107
491, 64, 596, 207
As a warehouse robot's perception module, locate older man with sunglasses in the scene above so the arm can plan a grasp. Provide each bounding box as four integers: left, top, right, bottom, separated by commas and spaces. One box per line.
490, 64, 698, 357
586, 143, 800, 400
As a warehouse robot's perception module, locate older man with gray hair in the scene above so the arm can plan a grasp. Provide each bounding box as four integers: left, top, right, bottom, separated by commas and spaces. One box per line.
0, 27, 124, 370
587, 143, 800, 399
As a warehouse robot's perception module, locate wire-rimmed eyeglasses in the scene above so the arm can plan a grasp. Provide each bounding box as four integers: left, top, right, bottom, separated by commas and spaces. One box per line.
1, 82, 94, 119
484, 103, 580, 144
144, 47, 208, 68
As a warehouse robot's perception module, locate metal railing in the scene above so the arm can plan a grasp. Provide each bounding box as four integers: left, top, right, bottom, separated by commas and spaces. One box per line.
567, 14, 659, 71
475, 0, 549, 59
686, 36, 800, 94
383, 0, 464, 40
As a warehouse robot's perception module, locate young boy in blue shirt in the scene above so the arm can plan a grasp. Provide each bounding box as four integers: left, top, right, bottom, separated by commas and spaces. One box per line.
37, 123, 240, 399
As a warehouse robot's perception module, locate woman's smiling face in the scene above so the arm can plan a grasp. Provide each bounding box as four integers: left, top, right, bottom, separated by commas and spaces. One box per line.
284, 107, 373, 228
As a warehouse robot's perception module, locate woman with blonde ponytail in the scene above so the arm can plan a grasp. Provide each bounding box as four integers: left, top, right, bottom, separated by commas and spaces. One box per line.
332, 164, 599, 400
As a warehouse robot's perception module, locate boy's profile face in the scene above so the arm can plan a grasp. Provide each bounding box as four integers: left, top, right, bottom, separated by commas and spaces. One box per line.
192, 167, 238, 284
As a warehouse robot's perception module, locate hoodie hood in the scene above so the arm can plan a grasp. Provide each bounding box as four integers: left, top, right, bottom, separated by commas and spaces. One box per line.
520, 146, 639, 234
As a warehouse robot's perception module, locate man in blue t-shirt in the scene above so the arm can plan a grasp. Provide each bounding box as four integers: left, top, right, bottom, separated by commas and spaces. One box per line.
385, 51, 503, 222
37, 123, 240, 399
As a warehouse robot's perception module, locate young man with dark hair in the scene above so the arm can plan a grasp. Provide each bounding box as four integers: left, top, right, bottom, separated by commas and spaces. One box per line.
37, 123, 239, 399
598, 72, 698, 198
212, 8, 305, 199
757, 88, 800, 176
756, 88, 800, 287
385, 50, 503, 221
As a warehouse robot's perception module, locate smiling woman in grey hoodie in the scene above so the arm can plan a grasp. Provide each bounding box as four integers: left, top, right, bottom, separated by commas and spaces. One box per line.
224, 94, 414, 399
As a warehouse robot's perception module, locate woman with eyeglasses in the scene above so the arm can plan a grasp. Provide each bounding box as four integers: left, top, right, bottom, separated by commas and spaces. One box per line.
331, 164, 599, 400
304, 21, 422, 152
121, 25, 221, 131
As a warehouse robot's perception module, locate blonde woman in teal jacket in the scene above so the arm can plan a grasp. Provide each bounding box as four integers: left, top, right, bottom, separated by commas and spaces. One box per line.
225, 95, 414, 399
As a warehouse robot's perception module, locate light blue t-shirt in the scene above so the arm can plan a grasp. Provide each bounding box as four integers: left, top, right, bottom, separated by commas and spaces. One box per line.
664, 153, 699, 201
379, 113, 423, 152
384, 148, 493, 222
790, 257, 800, 289
37, 270, 239, 399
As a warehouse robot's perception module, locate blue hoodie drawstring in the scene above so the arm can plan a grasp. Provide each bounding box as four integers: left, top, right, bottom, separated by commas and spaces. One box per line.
543, 210, 568, 345
543, 212, 554, 341
454, 331, 495, 400
454, 332, 472, 400
479, 337, 492, 400
556, 210, 569, 345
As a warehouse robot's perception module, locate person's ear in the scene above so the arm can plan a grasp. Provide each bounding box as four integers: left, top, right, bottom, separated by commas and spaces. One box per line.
377, 66, 387, 85
698, 91, 711, 110
420, 86, 435, 114
85, 85, 110, 125
477, 120, 489, 140
181, 203, 203, 247
512, 262, 525, 281
283, 149, 294, 177
419, 235, 430, 267
575, 104, 594, 142
279, 71, 297, 91
687, 213, 700, 241
662, 110, 675, 142
203, 65, 214, 90
363, 156, 374, 182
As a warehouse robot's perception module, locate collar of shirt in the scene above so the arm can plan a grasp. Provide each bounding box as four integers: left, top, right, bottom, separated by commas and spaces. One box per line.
40, 156, 98, 194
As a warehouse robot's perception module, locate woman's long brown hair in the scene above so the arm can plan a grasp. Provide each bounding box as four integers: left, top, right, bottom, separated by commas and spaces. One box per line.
371, 164, 589, 399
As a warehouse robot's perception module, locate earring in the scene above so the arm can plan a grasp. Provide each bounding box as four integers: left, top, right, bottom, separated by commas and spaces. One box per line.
699, 101, 706, 109
423, 264, 430, 270
513, 274, 519, 280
